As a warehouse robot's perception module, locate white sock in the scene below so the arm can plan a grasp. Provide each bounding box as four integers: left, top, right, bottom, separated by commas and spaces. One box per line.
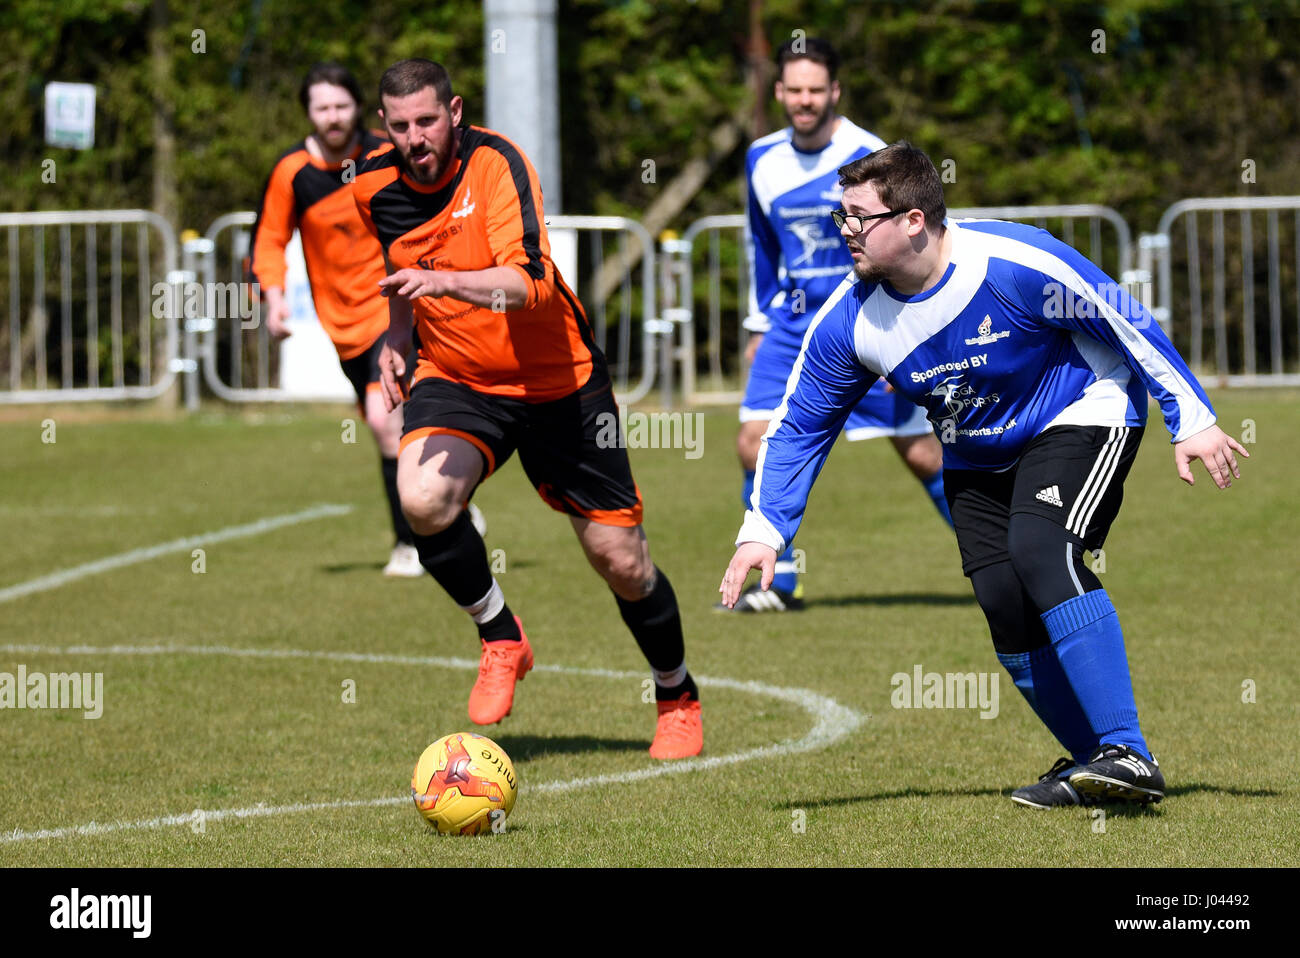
460, 580, 505, 625
653, 662, 688, 689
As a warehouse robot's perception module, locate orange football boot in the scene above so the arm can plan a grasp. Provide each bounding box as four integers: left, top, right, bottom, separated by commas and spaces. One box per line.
649, 692, 703, 760
468, 617, 533, 725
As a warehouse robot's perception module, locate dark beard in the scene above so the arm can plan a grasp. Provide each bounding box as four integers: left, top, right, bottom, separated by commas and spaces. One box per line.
396, 149, 437, 183
853, 261, 887, 284
791, 104, 834, 136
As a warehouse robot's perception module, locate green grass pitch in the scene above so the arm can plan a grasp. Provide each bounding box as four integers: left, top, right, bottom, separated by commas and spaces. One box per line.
0, 391, 1296, 867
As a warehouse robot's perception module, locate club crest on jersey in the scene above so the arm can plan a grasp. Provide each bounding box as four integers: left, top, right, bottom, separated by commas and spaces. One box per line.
451, 187, 475, 219
965, 315, 1011, 346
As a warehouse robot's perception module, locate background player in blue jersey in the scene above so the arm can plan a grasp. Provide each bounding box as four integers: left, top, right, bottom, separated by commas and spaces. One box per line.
727, 39, 951, 614
720, 142, 1247, 808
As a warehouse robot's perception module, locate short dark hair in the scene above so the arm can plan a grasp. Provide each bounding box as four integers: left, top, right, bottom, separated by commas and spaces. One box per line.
379, 58, 454, 108
838, 141, 947, 231
775, 36, 840, 82
299, 62, 364, 116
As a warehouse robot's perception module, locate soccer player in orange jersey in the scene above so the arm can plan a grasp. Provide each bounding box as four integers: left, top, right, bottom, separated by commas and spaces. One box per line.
251, 63, 483, 577
352, 59, 702, 758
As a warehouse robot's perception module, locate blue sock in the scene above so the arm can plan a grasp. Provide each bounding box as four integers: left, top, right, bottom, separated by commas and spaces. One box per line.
743, 468, 797, 593
996, 650, 1097, 765
922, 471, 954, 529
1041, 590, 1151, 761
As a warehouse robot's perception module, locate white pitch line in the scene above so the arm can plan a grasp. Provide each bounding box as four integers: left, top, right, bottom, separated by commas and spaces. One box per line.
0, 643, 866, 844
0, 504, 353, 605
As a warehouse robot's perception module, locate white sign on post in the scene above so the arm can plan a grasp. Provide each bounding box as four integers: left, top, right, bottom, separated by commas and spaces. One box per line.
45, 82, 96, 149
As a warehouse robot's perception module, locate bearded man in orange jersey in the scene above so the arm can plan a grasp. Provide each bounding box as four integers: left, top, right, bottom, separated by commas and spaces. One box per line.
352, 59, 702, 758
251, 62, 484, 578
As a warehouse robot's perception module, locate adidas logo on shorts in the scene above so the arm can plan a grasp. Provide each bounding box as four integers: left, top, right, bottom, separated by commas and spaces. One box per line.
1035, 484, 1064, 507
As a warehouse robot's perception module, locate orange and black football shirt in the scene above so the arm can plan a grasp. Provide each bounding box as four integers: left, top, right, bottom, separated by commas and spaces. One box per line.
250, 130, 390, 360
352, 125, 597, 402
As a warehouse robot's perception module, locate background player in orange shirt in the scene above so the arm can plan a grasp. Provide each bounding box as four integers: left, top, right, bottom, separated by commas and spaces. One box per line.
353, 59, 702, 759
251, 63, 484, 577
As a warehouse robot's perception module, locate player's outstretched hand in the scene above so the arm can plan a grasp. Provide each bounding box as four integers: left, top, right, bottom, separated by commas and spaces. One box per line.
377, 332, 411, 412
378, 268, 444, 302
719, 542, 779, 608
1174, 423, 1249, 489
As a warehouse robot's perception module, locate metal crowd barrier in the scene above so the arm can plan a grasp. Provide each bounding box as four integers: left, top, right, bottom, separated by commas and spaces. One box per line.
5, 198, 1297, 407
0, 210, 179, 403
547, 215, 659, 407
1149, 196, 1300, 386
670, 204, 1136, 407
193, 212, 291, 405
189, 212, 662, 408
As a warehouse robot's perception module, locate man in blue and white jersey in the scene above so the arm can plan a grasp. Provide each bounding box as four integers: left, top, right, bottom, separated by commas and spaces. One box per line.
720, 142, 1248, 808
725, 38, 952, 614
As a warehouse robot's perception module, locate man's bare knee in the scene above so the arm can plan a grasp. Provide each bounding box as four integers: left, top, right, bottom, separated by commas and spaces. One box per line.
598, 549, 653, 595
400, 489, 462, 536
398, 472, 469, 535
737, 420, 768, 471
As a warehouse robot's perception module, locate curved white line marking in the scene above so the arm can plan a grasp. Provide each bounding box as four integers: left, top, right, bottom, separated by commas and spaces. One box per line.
0, 643, 866, 844
0, 504, 354, 605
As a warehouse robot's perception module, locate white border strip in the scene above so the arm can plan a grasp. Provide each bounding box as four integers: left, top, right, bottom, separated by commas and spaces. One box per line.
0, 504, 354, 605
0, 643, 866, 844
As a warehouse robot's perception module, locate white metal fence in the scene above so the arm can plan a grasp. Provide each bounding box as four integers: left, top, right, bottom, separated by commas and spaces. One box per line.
2, 198, 1296, 407
187, 212, 664, 408
1149, 196, 1300, 386
669, 204, 1138, 406
0, 210, 179, 403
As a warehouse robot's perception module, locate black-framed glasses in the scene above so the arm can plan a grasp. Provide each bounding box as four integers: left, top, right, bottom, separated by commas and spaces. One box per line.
831, 208, 908, 233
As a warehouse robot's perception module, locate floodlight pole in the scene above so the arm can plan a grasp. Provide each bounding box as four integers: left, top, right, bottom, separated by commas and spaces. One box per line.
484, 0, 562, 213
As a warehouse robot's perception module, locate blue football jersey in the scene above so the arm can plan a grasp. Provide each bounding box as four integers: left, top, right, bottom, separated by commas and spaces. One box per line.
738, 219, 1218, 552
745, 118, 887, 351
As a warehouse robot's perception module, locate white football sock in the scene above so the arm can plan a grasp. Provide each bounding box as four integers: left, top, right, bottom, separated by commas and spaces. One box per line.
653, 662, 688, 689
460, 580, 505, 625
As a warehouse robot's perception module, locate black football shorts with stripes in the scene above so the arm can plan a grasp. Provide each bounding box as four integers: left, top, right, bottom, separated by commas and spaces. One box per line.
944, 425, 1145, 576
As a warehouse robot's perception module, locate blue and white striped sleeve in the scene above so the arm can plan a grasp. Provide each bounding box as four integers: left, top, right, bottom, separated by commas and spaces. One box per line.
736, 283, 877, 551
1012, 241, 1217, 442
744, 155, 783, 334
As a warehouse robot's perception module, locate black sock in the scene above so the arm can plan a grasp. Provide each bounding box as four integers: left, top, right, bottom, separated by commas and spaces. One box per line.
478, 606, 521, 642
381, 457, 414, 545
614, 567, 695, 701
411, 510, 511, 626
412, 513, 519, 641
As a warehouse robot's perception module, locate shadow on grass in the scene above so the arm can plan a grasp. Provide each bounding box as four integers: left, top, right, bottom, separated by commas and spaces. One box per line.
320, 561, 385, 574
806, 592, 977, 609
774, 786, 1006, 808
774, 782, 1281, 814
492, 734, 648, 761
320, 558, 540, 574
1164, 783, 1281, 799
415, 820, 533, 838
